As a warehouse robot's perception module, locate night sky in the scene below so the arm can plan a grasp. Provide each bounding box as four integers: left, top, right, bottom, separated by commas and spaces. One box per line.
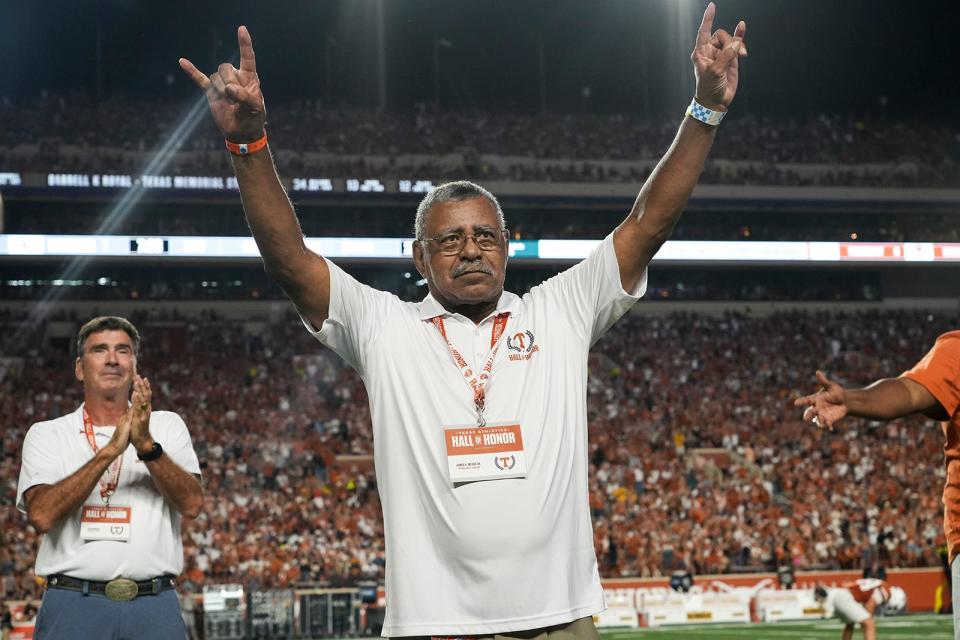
1, 1, 955, 118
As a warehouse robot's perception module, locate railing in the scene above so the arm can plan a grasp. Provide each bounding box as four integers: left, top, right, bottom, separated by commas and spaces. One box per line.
199, 585, 371, 640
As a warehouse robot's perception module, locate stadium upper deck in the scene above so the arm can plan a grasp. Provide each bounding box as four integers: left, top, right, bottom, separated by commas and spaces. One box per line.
0, 97, 956, 188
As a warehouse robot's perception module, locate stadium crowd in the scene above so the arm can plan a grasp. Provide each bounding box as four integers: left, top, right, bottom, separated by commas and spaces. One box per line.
586, 309, 948, 577
1, 93, 957, 187
0, 266, 882, 304
0, 304, 954, 601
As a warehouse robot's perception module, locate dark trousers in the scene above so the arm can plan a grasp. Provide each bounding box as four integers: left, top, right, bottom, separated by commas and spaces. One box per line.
395, 615, 601, 640
34, 587, 186, 640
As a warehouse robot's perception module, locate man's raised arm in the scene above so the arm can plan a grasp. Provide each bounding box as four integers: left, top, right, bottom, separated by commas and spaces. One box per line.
613, 2, 746, 292
179, 26, 331, 328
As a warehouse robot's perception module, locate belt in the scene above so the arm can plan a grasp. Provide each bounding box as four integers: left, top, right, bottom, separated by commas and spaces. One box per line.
46, 574, 177, 601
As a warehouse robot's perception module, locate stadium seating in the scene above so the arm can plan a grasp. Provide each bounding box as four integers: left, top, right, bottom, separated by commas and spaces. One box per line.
1, 306, 953, 600
0, 94, 956, 187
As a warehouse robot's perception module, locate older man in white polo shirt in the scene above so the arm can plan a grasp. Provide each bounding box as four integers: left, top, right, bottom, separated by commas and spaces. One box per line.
17, 316, 203, 640
181, 3, 746, 636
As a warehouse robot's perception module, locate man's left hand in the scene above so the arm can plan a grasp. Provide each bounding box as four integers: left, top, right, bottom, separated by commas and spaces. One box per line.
691, 2, 747, 110
129, 375, 154, 451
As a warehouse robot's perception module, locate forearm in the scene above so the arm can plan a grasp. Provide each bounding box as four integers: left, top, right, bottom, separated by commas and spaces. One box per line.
630, 116, 716, 235
142, 453, 204, 519
846, 378, 920, 421
232, 149, 310, 282
26, 450, 118, 533
614, 116, 717, 285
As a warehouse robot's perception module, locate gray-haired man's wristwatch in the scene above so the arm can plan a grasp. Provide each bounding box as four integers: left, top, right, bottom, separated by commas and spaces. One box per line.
137, 442, 163, 462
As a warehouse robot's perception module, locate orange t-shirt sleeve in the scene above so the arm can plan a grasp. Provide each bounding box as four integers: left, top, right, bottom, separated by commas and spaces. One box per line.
901, 331, 960, 417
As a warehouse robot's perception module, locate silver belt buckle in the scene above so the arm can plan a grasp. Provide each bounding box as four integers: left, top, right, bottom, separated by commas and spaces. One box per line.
104, 578, 139, 601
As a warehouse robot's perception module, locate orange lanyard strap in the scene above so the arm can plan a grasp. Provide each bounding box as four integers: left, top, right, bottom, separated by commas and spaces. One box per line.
82, 408, 123, 502
430, 313, 509, 426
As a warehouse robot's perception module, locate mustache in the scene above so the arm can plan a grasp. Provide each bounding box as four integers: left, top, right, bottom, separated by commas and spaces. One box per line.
452, 261, 494, 277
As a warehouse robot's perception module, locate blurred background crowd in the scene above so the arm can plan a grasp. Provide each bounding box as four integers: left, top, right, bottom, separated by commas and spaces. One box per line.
1, 307, 951, 600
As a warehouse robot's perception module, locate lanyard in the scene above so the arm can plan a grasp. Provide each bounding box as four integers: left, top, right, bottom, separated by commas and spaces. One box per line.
82, 407, 123, 504
430, 312, 509, 426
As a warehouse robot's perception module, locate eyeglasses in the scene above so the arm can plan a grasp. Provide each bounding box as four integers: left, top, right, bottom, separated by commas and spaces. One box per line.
421, 228, 508, 256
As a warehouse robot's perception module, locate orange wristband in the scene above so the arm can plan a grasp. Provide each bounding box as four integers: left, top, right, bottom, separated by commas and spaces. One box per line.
225, 134, 268, 156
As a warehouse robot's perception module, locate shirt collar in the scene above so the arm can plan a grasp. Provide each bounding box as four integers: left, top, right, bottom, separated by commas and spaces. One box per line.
416, 291, 521, 322
76, 402, 123, 431
74, 403, 86, 432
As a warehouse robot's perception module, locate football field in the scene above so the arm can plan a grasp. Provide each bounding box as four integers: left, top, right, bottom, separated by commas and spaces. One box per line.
599, 615, 954, 639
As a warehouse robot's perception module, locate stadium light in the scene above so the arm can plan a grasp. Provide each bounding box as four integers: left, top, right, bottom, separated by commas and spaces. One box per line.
0, 89, 214, 355
666, 0, 699, 112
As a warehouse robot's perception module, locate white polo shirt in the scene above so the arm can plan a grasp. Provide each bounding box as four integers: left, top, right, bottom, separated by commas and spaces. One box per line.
306, 233, 645, 636
16, 405, 201, 581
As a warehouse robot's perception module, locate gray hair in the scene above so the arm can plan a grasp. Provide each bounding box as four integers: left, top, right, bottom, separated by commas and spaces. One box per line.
414, 181, 506, 240
76, 316, 141, 356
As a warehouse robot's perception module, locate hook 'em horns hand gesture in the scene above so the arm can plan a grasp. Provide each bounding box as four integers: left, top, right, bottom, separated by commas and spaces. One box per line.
179, 26, 267, 144
692, 2, 747, 111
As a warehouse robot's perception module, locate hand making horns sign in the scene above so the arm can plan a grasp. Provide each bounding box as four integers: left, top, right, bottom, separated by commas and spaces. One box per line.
179, 26, 267, 144
692, 2, 747, 111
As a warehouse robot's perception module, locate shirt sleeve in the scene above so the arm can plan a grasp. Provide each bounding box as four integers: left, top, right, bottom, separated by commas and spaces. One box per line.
155, 412, 202, 477
901, 331, 960, 418
16, 422, 63, 514
298, 258, 398, 377
531, 233, 646, 346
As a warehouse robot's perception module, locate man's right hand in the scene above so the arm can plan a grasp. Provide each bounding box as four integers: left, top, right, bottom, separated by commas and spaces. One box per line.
179, 26, 267, 143
794, 370, 849, 430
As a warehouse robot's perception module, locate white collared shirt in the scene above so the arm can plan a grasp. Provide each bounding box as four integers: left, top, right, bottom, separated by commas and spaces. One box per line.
16, 404, 201, 581
305, 233, 645, 636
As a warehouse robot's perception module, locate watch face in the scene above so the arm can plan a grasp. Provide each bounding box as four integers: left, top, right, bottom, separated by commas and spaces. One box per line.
139, 443, 163, 461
